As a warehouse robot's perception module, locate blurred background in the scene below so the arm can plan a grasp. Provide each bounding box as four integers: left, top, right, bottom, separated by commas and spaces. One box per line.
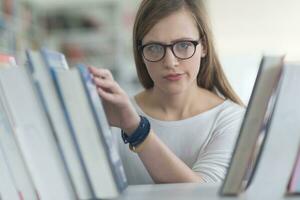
0, 0, 299, 104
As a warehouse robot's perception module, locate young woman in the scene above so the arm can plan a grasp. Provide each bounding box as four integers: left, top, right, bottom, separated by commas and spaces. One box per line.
89, 0, 245, 185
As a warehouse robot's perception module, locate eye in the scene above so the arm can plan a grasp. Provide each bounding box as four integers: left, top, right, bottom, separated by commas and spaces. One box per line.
176, 41, 193, 50
144, 44, 163, 53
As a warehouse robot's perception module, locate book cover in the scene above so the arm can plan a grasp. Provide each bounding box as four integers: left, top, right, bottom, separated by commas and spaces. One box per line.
52, 68, 122, 198
288, 148, 300, 193
0, 90, 38, 200
244, 64, 300, 198
0, 142, 20, 200
0, 66, 76, 200
77, 64, 128, 191
26, 49, 92, 199
220, 56, 284, 195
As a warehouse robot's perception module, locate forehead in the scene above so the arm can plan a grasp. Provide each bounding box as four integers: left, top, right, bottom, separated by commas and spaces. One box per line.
143, 8, 199, 44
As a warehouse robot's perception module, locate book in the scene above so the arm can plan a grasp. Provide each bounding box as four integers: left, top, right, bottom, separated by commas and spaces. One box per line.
0, 86, 38, 200
0, 66, 76, 200
0, 53, 16, 67
26, 49, 93, 199
52, 66, 126, 199
245, 63, 300, 198
288, 147, 300, 193
77, 64, 127, 191
0, 142, 20, 200
40, 48, 69, 70
220, 56, 284, 195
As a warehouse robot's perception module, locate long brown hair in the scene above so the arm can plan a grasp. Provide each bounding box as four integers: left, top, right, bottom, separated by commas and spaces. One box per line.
133, 0, 243, 105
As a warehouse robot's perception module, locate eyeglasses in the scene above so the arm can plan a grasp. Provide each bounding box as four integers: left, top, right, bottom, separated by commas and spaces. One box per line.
139, 40, 200, 62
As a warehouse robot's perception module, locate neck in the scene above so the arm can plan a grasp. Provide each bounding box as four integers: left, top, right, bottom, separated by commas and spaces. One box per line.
149, 84, 201, 120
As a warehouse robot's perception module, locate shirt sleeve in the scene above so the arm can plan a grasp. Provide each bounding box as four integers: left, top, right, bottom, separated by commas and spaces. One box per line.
192, 105, 245, 183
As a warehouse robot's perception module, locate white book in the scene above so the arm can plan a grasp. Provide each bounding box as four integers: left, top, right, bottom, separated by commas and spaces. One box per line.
77, 64, 127, 191
0, 66, 76, 200
26, 50, 92, 199
0, 142, 20, 200
246, 63, 300, 198
52, 68, 123, 199
0, 92, 38, 200
220, 56, 284, 195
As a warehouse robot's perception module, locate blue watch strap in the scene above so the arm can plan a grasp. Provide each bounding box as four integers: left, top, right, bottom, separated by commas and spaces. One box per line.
121, 115, 151, 147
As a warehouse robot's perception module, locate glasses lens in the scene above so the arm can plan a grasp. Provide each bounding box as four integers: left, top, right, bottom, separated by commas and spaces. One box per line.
174, 41, 196, 59
143, 44, 164, 61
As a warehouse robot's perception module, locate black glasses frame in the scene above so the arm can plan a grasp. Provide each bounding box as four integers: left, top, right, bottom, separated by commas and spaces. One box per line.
139, 40, 200, 62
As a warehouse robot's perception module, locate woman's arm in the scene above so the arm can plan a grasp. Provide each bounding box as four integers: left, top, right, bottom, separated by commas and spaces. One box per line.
135, 129, 203, 183
89, 66, 203, 183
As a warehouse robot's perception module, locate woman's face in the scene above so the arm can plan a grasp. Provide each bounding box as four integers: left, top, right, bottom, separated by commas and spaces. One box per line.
142, 8, 206, 95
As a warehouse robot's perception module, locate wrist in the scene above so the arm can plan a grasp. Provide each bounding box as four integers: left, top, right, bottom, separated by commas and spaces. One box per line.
122, 115, 140, 136
120, 105, 140, 136
121, 116, 151, 150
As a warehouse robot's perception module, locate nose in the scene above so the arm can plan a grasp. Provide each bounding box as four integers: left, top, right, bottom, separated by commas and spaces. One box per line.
162, 47, 179, 68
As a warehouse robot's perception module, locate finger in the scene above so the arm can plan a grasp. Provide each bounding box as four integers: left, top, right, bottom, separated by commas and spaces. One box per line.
97, 87, 116, 102
89, 67, 114, 80
88, 66, 100, 77
93, 78, 118, 93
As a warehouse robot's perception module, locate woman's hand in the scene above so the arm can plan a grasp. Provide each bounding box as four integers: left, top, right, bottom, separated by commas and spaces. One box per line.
88, 66, 140, 135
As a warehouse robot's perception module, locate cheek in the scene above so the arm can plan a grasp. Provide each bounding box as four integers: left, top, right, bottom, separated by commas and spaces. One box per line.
144, 62, 160, 80
185, 52, 202, 76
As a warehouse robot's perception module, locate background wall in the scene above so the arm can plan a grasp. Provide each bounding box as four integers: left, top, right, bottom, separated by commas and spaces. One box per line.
207, 0, 300, 61
206, 0, 300, 104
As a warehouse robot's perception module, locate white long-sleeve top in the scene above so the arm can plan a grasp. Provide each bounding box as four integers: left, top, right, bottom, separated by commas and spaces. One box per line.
113, 99, 245, 185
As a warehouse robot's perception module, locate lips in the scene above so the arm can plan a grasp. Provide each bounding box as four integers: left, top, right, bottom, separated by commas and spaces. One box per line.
164, 73, 184, 81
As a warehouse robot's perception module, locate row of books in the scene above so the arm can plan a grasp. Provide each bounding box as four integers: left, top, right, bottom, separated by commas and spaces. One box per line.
0, 49, 127, 200
220, 56, 300, 196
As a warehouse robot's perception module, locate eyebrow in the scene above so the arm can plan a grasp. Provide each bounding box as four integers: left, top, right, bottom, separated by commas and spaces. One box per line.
143, 37, 199, 45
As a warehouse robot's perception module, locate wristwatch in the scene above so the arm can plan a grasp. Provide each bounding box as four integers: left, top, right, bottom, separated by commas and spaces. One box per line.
121, 115, 151, 152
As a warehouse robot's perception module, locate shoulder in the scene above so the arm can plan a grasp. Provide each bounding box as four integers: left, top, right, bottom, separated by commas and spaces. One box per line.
213, 100, 246, 135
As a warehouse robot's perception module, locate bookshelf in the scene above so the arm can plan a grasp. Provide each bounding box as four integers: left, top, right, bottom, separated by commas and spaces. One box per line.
36, 1, 121, 71
2, 50, 300, 199
0, 0, 45, 63
33, 0, 142, 95
110, 182, 300, 200
0, 0, 19, 56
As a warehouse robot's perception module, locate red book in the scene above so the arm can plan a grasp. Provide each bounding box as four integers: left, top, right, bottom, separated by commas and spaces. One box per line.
288, 149, 300, 193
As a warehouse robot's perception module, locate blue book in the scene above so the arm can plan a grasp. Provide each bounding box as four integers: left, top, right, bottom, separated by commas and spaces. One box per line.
77, 64, 128, 192
40, 48, 69, 70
